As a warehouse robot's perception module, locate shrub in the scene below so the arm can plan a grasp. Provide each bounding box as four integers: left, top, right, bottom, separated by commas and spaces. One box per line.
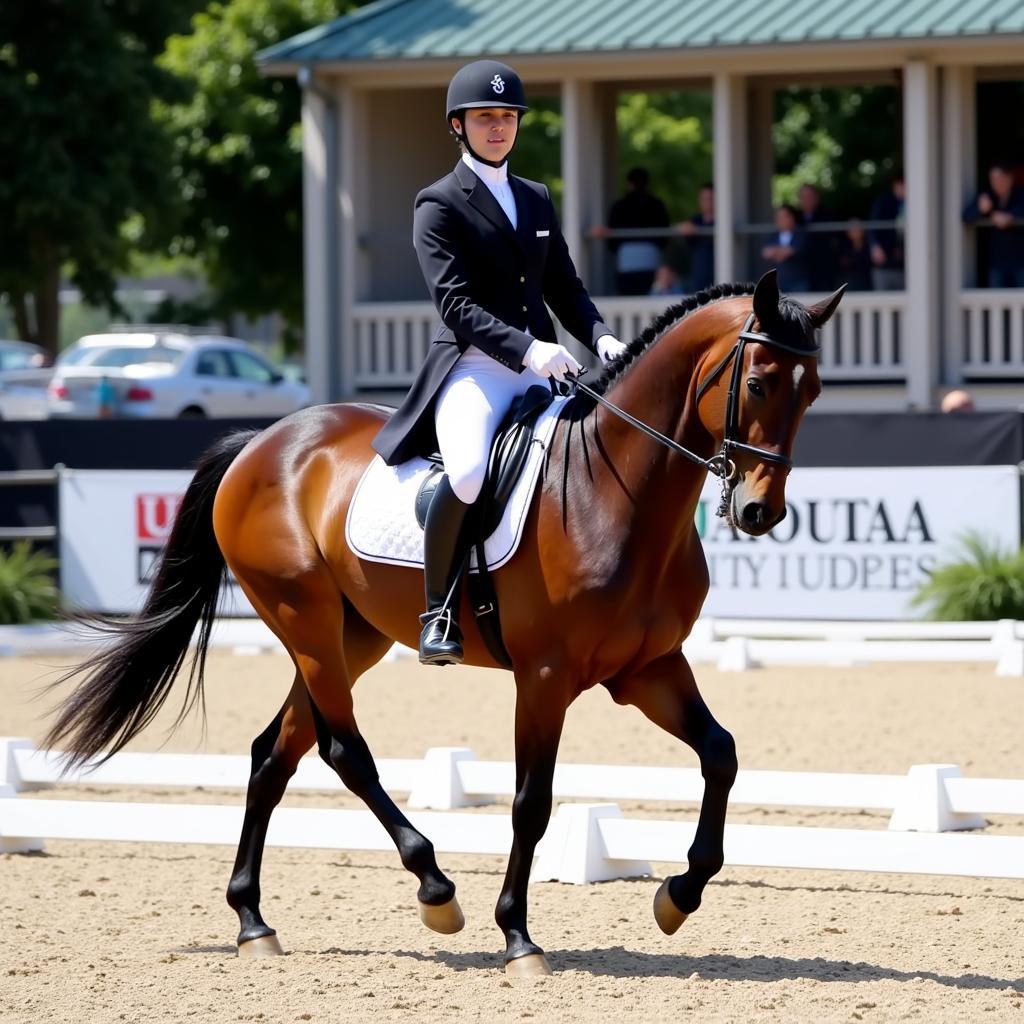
911, 532, 1024, 620
0, 542, 60, 625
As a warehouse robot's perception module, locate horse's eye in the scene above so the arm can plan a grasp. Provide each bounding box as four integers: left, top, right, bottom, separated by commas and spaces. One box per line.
746, 378, 765, 398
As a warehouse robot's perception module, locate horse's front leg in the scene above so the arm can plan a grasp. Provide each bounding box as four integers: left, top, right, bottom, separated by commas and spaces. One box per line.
606, 650, 737, 933
494, 672, 569, 976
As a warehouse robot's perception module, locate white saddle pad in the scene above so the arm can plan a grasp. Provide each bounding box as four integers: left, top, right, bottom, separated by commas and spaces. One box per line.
346, 397, 568, 571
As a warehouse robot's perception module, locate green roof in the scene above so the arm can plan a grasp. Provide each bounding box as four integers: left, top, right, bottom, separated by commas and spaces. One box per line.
258, 0, 1024, 65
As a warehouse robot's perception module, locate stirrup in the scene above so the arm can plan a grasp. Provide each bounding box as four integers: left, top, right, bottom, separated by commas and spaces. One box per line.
418, 608, 464, 666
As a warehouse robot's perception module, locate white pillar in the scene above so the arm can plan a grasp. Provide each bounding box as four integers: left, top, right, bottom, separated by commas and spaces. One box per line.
713, 73, 748, 284
338, 82, 367, 400
301, 91, 330, 405
941, 66, 976, 386
561, 78, 596, 272
903, 60, 940, 409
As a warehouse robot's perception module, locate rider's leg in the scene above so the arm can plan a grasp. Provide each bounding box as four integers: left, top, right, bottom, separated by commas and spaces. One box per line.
421, 357, 527, 665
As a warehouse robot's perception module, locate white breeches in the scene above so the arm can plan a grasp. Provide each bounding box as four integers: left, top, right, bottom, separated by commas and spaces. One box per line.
434, 346, 548, 504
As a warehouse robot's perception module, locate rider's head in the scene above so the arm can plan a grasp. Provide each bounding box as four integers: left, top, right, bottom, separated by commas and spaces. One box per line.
446, 60, 528, 168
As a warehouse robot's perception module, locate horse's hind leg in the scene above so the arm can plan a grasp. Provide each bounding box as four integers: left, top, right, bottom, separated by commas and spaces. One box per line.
606, 651, 737, 933
228, 673, 315, 956
285, 572, 465, 935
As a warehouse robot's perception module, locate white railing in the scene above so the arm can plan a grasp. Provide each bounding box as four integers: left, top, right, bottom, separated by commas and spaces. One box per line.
3, 739, 1024, 882
683, 617, 1024, 676
351, 301, 436, 388
959, 289, 1024, 378
350, 292, 908, 390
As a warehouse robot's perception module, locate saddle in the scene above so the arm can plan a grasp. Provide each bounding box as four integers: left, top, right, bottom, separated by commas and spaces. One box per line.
414, 384, 554, 668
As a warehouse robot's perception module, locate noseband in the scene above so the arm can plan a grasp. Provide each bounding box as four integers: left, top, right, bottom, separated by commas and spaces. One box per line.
567, 312, 820, 518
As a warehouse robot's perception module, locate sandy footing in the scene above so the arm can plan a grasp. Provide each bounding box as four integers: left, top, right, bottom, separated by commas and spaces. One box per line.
1, 653, 1022, 1022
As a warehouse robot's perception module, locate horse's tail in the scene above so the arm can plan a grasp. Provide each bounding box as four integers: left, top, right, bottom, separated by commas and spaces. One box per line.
44, 429, 260, 770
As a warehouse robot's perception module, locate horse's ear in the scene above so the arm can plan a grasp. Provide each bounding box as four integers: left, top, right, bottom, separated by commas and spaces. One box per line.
752, 270, 780, 329
806, 283, 848, 328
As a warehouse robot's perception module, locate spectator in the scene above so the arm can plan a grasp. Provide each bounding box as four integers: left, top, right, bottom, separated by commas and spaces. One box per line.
649, 262, 684, 297
590, 167, 670, 295
940, 389, 976, 414
798, 183, 838, 291
677, 183, 715, 291
762, 204, 810, 292
868, 176, 906, 291
838, 221, 873, 292
963, 163, 1024, 288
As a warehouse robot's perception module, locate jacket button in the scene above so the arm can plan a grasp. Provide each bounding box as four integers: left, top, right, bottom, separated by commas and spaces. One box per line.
522, 305, 527, 312
519, 276, 525, 283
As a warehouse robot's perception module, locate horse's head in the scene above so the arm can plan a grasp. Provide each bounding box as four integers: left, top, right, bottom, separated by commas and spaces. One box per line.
695, 271, 845, 536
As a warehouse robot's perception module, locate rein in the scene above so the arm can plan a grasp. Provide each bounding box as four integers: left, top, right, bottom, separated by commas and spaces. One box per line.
566, 312, 821, 518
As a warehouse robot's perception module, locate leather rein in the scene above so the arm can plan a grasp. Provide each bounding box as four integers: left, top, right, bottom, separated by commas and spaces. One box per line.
566, 312, 821, 489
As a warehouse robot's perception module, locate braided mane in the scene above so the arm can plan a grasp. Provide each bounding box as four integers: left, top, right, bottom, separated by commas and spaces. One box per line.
584, 282, 755, 403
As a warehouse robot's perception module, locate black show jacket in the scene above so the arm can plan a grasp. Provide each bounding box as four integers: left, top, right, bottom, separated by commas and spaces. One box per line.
371, 159, 610, 465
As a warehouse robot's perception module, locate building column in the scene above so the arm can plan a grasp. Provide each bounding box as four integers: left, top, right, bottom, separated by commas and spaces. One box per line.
300, 88, 331, 406
903, 60, 940, 409
713, 73, 748, 284
561, 78, 601, 276
941, 65, 976, 386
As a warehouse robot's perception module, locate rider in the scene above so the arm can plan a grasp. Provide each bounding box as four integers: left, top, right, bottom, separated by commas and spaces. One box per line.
372, 59, 627, 666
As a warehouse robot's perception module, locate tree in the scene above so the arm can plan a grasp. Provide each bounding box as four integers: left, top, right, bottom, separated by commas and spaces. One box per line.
157, 0, 364, 345
0, 1, 200, 356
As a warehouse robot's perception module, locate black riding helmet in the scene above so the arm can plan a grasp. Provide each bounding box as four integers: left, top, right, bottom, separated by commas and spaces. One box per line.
446, 60, 528, 167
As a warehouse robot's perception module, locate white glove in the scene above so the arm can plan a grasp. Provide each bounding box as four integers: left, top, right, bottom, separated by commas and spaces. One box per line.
596, 334, 628, 364
522, 339, 582, 381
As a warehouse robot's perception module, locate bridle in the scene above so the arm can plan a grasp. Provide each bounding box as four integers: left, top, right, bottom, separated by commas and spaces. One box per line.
566, 312, 820, 515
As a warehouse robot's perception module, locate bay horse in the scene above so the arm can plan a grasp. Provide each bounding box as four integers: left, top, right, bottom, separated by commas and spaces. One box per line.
46, 270, 843, 976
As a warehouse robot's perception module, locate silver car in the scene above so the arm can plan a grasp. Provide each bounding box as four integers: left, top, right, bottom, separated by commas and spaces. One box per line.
48, 335, 311, 418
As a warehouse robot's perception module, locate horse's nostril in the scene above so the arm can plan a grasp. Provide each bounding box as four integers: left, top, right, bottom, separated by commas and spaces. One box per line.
742, 502, 765, 529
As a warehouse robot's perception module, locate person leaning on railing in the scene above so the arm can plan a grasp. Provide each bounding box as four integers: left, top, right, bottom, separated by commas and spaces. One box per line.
963, 163, 1024, 289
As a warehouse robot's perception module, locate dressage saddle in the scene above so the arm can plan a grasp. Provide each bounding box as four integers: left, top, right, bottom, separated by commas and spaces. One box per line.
414, 383, 554, 668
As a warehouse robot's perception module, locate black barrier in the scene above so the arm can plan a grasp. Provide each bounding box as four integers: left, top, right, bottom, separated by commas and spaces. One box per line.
0, 418, 275, 532
2, 412, 1024, 533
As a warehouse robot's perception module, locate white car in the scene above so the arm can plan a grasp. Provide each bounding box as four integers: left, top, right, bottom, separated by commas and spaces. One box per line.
48, 335, 311, 418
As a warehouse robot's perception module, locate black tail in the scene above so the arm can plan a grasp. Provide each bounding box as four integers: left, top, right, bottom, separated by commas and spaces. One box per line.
44, 429, 260, 770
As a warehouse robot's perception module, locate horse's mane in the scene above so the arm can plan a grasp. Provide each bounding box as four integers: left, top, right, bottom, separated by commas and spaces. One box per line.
575, 281, 817, 413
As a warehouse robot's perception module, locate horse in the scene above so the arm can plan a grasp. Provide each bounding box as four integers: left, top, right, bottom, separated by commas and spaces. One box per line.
45, 269, 844, 977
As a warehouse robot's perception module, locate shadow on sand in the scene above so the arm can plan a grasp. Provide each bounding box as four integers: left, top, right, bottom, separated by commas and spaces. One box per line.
379, 946, 1024, 991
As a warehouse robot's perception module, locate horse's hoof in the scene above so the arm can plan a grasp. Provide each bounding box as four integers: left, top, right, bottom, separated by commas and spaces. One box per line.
237, 933, 285, 958
505, 953, 552, 977
418, 895, 465, 934
653, 878, 689, 935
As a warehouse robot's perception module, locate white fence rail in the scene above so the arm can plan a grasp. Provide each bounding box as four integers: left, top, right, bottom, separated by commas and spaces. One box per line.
349, 293, 908, 391
960, 289, 1024, 378
5, 738, 1024, 881
683, 617, 1024, 676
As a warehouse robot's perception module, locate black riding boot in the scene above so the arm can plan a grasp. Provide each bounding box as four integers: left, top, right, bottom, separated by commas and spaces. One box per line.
419, 475, 471, 666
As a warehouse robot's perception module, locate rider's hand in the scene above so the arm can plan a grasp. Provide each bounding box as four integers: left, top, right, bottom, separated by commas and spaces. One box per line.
522, 339, 583, 382
596, 334, 628, 364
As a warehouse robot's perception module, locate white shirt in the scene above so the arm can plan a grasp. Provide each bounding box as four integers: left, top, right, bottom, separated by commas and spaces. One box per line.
462, 151, 517, 229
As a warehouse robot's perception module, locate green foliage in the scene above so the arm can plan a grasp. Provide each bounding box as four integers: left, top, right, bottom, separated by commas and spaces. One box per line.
513, 98, 565, 209
773, 86, 902, 214
0, 0, 203, 351
0, 542, 60, 625
156, 0, 361, 336
911, 532, 1024, 621
616, 91, 713, 222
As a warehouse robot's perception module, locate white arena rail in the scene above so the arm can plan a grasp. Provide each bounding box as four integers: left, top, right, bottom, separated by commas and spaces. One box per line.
5, 739, 1024, 841
683, 617, 1024, 676
6, 617, 1023, 675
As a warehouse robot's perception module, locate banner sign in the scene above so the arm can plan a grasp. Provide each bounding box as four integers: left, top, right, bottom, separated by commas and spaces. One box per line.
59, 470, 254, 615
61, 466, 1021, 620
697, 465, 1021, 619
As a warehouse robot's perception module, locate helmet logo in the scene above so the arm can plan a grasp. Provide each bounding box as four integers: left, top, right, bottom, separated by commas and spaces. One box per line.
490, 74, 505, 95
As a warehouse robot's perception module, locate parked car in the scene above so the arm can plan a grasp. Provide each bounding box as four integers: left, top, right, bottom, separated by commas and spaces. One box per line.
0, 340, 53, 419
47, 335, 311, 418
